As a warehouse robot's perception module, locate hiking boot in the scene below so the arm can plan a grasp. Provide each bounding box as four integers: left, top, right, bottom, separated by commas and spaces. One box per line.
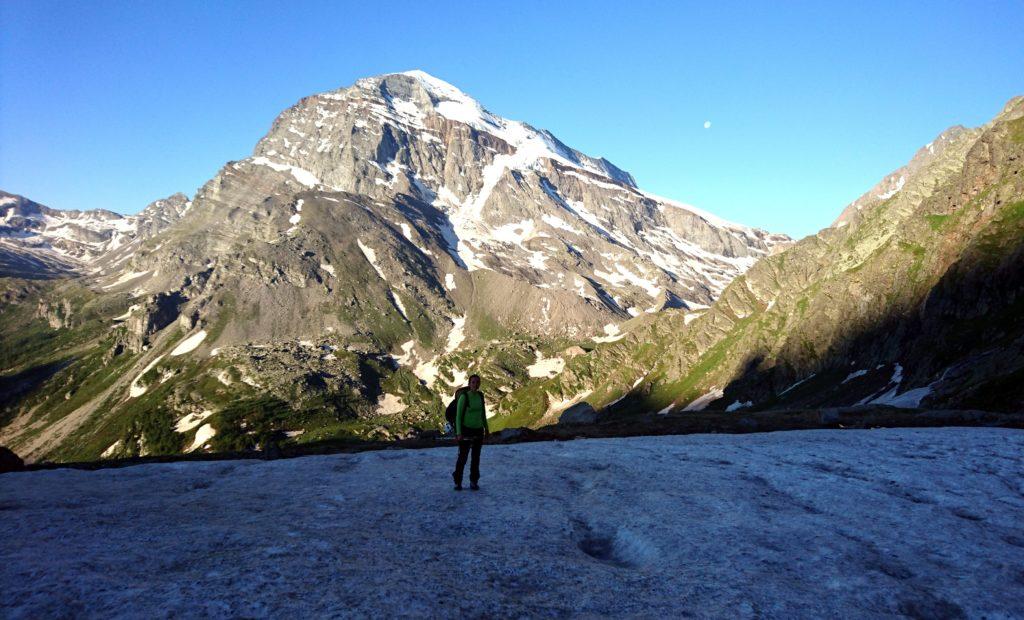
470, 482, 480, 491
454, 483, 463, 491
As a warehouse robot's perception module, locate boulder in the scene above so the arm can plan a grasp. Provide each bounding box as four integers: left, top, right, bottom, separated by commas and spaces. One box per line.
494, 427, 527, 441
559, 402, 598, 425
0, 446, 25, 473
262, 441, 283, 460
820, 408, 841, 424
561, 346, 587, 358
736, 417, 759, 431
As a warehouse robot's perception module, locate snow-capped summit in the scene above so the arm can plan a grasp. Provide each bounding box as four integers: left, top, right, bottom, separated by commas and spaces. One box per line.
235, 70, 787, 308
390, 70, 637, 186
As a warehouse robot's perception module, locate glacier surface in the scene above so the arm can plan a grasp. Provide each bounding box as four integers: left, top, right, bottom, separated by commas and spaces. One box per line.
2, 428, 1023, 617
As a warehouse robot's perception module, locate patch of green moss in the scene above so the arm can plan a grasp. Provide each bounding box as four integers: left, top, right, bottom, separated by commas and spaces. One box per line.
51, 360, 196, 461
39, 346, 137, 424
408, 303, 437, 349
898, 241, 927, 282
1000, 200, 1024, 223
649, 322, 748, 409
898, 241, 925, 257
490, 377, 553, 430
1008, 115, 1024, 144
472, 309, 512, 342
972, 200, 1024, 265
203, 293, 236, 344
925, 214, 951, 231
130, 406, 183, 456
357, 302, 411, 350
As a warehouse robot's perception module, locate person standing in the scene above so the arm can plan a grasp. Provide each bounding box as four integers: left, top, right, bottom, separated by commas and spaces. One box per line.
453, 374, 489, 491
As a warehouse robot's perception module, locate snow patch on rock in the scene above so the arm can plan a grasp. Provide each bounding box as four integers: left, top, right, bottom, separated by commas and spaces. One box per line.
175, 410, 214, 434
390, 291, 410, 321
250, 157, 320, 188
188, 424, 216, 452
100, 440, 121, 458
842, 369, 868, 384
129, 355, 165, 398
527, 351, 565, 379
376, 393, 406, 415
592, 323, 624, 343
170, 330, 207, 357
683, 388, 724, 412
357, 239, 387, 280
101, 270, 150, 290
445, 316, 467, 354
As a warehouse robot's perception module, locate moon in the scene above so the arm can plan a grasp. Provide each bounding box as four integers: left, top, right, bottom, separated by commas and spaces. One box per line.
703, 120, 712, 129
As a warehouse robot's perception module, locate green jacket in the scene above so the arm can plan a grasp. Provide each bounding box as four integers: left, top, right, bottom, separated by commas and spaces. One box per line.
456, 390, 488, 435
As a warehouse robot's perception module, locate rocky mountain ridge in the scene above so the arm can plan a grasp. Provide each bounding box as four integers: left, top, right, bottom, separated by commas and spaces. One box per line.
0, 71, 788, 462
496, 96, 1024, 426
103, 71, 787, 321
0, 190, 190, 279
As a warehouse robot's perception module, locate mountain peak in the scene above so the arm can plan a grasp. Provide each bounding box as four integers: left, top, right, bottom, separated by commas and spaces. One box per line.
274, 71, 640, 190
233, 71, 787, 316
394, 70, 473, 102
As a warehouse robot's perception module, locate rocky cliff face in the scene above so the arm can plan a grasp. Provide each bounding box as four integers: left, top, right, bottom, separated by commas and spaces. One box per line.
502, 96, 1024, 425
0, 71, 787, 462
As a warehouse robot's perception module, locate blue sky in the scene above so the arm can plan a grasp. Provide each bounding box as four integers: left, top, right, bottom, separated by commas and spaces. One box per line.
1, 1, 1021, 238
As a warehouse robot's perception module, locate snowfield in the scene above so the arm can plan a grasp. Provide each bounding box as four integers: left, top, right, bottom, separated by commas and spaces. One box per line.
2, 428, 1023, 618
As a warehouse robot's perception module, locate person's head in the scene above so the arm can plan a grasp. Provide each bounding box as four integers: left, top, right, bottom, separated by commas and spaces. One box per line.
468, 374, 481, 391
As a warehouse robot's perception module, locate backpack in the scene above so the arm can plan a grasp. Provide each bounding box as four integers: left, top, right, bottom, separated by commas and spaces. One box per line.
444, 387, 484, 431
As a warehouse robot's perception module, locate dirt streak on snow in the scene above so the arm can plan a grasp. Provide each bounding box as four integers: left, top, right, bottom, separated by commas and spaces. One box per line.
2, 429, 1022, 617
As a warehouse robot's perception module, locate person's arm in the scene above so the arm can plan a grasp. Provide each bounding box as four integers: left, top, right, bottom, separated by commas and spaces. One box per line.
456, 393, 466, 436
482, 394, 489, 434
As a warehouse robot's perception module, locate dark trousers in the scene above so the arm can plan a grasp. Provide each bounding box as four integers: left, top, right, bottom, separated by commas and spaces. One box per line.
453, 427, 484, 485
